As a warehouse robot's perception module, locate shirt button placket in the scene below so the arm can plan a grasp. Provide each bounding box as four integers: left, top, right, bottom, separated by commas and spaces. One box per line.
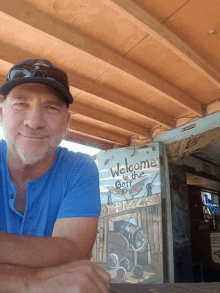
10, 193, 15, 213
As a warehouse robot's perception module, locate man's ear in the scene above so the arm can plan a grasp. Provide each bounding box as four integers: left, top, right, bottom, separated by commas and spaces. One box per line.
64, 123, 70, 140
64, 112, 71, 139
0, 103, 4, 126
67, 111, 71, 123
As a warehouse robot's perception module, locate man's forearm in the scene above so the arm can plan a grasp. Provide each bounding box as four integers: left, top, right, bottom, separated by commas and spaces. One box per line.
0, 232, 86, 268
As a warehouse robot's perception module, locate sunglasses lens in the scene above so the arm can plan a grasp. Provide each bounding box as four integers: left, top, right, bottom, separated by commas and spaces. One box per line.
8, 65, 35, 80
44, 68, 68, 87
7, 65, 68, 88
9, 68, 31, 79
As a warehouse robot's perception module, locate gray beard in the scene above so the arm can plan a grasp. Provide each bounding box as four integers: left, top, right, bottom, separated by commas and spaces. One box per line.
1, 125, 67, 166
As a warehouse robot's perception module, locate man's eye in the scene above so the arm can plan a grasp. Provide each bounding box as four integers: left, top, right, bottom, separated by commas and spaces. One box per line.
14, 103, 27, 107
47, 106, 59, 111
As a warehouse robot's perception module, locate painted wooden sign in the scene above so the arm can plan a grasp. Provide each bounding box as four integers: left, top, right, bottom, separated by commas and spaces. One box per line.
93, 144, 164, 284
211, 233, 220, 264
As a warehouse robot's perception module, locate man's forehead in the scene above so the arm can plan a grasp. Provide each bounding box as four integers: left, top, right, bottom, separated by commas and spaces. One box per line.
7, 83, 65, 104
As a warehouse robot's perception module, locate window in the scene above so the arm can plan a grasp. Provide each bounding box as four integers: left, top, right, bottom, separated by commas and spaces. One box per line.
201, 191, 220, 219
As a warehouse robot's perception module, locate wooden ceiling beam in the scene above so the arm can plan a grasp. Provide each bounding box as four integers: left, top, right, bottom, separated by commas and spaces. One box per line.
69, 118, 129, 146
70, 102, 149, 137
104, 0, 220, 89
66, 132, 113, 150
0, 75, 6, 85
71, 114, 133, 137
68, 74, 172, 129
0, 1, 202, 116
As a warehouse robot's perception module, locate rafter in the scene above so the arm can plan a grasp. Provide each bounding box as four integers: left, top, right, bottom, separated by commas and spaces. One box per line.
69, 118, 129, 146
70, 102, 149, 137
104, 0, 220, 89
66, 132, 113, 150
67, 73, 173, 129
0, 2, 202, 115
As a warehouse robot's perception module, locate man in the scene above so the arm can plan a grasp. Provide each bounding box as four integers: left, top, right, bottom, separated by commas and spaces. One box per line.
0, 59, 110, 292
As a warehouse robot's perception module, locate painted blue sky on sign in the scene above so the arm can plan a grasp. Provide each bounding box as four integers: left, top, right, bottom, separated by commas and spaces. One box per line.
98, 144, 161, 205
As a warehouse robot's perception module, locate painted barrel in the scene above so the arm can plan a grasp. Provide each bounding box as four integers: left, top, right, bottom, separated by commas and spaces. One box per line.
114, 221, 148, 252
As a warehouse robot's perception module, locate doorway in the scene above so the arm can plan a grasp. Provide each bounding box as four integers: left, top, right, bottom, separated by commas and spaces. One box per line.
167, 128, 220, 282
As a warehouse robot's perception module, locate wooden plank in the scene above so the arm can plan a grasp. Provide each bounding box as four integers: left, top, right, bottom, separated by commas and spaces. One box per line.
67, 74, 173, 129
104, 0, 220, 89
131, 0, 188, 23
70, 102, 149, 137
71, 113, 136, 137
0, 75, 6, 85
66, 132, 113, 150
110, 282, 220, 293
73, 91, 159, 129
207, 100, 220, 115
164, 0, 220, 72
68, 119, 129, 146
0, 2, 202, 115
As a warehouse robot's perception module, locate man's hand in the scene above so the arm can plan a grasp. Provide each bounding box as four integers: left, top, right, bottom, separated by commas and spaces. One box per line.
34, 260, 111, 293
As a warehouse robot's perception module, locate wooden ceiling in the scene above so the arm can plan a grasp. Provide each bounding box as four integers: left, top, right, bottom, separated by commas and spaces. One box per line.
0, 0, 219, 150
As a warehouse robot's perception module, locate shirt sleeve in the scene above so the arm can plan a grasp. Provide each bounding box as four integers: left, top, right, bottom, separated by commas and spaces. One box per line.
56, 155, 101, 219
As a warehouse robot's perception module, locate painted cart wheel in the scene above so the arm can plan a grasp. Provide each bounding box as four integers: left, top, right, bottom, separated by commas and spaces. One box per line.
120, 258, 131, 272
133, 265, 144, 279
108, 253, 119, 269
115, 266, 127, 280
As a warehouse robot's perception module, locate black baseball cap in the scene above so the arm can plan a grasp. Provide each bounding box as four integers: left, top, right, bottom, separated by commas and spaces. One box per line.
0, 59, 73, 106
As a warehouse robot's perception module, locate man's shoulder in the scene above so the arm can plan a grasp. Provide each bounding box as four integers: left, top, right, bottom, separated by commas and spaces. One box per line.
0, 139, 6, 158
55, 147, 98, 182
0, 139, 6, 147
57, 146, 97, 169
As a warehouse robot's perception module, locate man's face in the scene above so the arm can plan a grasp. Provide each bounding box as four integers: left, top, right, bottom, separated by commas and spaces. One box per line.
1, 83, 70, 165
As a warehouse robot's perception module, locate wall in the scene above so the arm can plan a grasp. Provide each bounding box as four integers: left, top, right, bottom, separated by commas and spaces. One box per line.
169, 162, 193, 282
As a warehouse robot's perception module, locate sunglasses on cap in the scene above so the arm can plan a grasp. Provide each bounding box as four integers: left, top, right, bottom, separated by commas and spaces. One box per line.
7, 64, 69, 89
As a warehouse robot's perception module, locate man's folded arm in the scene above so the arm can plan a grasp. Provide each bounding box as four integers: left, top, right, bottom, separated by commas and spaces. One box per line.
0, 217, 98, 268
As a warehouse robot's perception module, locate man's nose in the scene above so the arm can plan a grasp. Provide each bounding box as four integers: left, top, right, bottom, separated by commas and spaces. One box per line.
23, 106, 46, 129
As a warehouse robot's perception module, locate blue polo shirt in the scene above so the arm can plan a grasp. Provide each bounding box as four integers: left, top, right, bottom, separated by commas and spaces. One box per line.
0, 140, 100, 236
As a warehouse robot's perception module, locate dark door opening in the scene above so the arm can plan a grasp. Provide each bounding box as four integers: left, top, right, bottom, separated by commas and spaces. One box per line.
188, 185, 220, 282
